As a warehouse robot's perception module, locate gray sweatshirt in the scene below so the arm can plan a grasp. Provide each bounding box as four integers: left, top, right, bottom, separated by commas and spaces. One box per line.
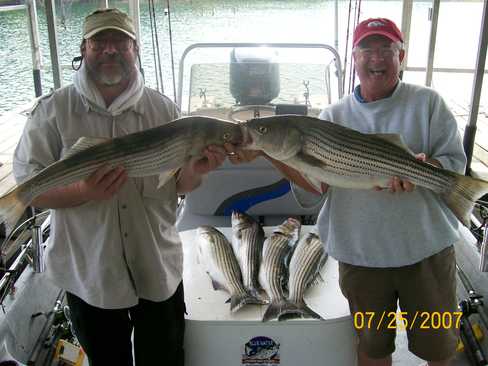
316, 81, 466, 267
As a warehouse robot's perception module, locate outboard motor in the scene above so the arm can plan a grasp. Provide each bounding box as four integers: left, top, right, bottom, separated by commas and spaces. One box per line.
229, 48, 280, 105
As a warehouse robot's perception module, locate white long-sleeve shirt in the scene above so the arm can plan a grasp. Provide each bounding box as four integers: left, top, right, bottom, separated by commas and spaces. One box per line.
316, 81, 466, 267
13, 83, 182, 308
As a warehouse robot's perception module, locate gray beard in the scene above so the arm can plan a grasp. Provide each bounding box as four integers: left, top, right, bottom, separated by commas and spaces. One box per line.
98, 71, 124, 86
85, 58, 132, 86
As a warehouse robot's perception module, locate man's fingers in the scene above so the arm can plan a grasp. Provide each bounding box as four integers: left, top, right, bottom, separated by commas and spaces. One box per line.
104, 170, 128, 197
415, 153, 426, 162
387, 177, 415, 193
211, 150, 226, 168
402, 180, 415, 192
223, 143, 236, 155
89, 165, 113, 184
207, 145, 227, 155
98, 167, 126, 191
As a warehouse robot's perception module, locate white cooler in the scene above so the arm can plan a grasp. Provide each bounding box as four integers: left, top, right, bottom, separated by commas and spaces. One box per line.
180, 226, 357, 366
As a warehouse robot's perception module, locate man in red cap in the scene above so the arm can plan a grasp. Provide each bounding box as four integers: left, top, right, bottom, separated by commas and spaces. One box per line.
13, 8, 228, 366
224, 16, 465, 366
309, 17, 464, 366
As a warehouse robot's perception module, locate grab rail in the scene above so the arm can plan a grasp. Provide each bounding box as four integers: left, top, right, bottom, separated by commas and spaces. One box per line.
177, 42, 344, 111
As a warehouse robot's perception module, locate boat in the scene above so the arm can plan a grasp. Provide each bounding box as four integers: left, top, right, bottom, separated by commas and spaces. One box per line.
0, 1, 488, 365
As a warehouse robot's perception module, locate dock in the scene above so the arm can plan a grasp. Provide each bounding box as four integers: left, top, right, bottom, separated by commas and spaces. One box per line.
0, 101, 34, 197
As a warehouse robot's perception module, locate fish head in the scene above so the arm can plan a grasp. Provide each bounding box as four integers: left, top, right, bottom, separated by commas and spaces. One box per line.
205, 119, 244, 146
196, 225, 220, 245
186, 117, 244, 154
231, 210, 254, 231
243, 116, 303, 160
273, 217, 301, 242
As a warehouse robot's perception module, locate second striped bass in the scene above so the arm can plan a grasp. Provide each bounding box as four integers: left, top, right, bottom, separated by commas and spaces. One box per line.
280, 232, 327, 321
231, 211, 265, 299
243, 115, 488, 227
259, 218, 300, 322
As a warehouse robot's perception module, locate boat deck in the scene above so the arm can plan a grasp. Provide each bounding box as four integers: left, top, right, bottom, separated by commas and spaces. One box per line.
0, 101, 484, 365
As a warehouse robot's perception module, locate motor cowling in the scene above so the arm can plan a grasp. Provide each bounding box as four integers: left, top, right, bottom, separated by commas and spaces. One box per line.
229, 48, 280, 105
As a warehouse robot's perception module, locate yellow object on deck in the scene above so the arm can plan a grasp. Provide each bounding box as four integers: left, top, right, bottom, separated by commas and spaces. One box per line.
53, 339, 86, 366
457, 322, 484, 353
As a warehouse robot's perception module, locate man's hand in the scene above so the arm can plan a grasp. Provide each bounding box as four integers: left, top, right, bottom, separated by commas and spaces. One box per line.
374, 153, 441, 193
176, 145, 227, 194
75, 165, 128, 201
375, 176, 415, 193
190, 145, 227, 175
224, 143, 262, 164
32, 165, 128, 209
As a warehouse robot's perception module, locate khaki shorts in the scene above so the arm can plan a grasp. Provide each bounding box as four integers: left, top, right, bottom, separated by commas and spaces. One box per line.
339, 246, 458, 362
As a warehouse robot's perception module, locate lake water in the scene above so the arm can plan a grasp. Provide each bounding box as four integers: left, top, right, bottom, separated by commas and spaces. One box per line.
0, 0, 485, 114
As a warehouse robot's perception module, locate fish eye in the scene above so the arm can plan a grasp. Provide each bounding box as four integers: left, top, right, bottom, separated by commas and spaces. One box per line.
258, 126, 268, 134
223, 132, 231, 140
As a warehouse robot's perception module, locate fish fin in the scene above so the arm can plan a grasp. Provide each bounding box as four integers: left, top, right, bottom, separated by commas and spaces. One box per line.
294, 153, 327, 169
210, 278, 227, 291
230, 293, 262, 312
292, 154, 328, 192
247, 293, 268, 306
278, 301, 323, 321
62, 137, 110, 159
302, 174, 323, 194
443, 174, 488, 227
372, 133, 415, 155
262, 301, 287, 322
306, 253, 329, 288
255, 291, 270, 305
158, 168, 179, 188
0, 186, 29, 236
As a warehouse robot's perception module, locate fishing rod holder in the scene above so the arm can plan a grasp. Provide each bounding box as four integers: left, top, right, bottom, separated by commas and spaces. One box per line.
457, 264, 488, 365
30, 223, 44, 273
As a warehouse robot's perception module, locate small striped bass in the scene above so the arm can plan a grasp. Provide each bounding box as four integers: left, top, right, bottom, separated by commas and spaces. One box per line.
259, 218, 301, 322
0, 116, 243, 232
243, 115, 488, 227
197, 226, 262, 312
231, 211, 265, 299
279, 232, 327, 321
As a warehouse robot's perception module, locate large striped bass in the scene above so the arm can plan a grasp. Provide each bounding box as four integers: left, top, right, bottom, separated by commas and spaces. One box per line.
280, 232, 327, 321
259, 218, 300, 322
0, 116, 243, 232
197, 226, 262, 312
231, 211, 265, 299
243, 115, 488, 226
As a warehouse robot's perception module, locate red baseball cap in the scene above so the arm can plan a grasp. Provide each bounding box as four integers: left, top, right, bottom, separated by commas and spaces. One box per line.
353, 18, 404, 47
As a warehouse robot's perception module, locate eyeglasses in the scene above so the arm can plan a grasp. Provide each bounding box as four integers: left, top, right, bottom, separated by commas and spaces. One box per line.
87, 36, 133, 52
354, 46, 399, 59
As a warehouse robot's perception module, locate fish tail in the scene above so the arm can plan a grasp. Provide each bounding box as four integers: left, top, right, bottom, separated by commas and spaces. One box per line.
262, 301, 287, 322
444, 175, 488, 226
0, 187, 28, 235
230, 292, 264, 312
278, 301, 323, 321
250, 288, 269, 304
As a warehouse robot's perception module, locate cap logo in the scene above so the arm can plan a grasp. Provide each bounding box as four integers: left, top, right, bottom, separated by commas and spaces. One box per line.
367, 20, 386, 28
